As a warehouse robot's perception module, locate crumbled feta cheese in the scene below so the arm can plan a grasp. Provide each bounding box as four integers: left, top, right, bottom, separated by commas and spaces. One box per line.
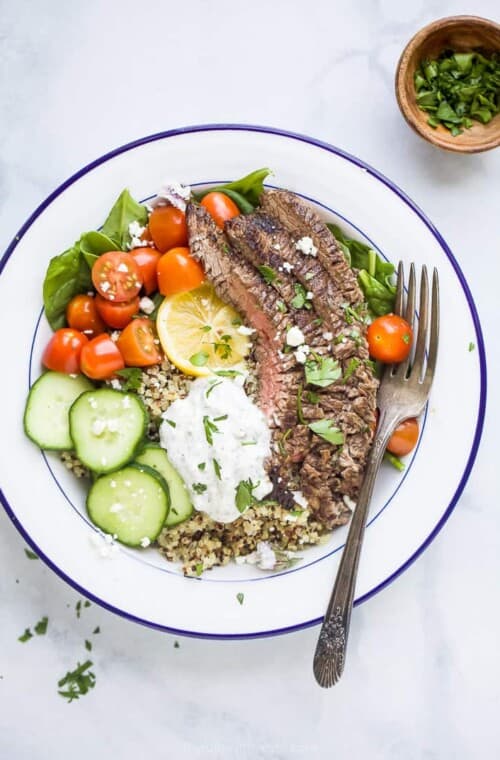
156, 180, 191, 211
282, 262, 294, 273
91, 419, 107, 436
305, 272, 314, 281
100, 281, 110, 293
89, 532, 119, 559
343, 495, 357, 510
237, 325, 256, 336
286, 326, 305, 347
122, 396, 131, 409
110, 378, 122, 390
292, 490, 309, 509
109, 503, 124, 513
139, 296, 155, 315
322, 332, 333, 341
295, 236, 318, 256
106, 418, 119, 433
110, 331, 120, 343
139, 537, 151, 548
117, 262, 129, 273
273, 243, 281, 251
110, 480, 117, 489
128, 220, 146, 248
294, 345, 310, 364
306, 291, 313, 300
101, 456, 107, 466
82, 329, 93, 335
254, 541, 277, 570
88, 397, 98, 409
145, 204, 154, 213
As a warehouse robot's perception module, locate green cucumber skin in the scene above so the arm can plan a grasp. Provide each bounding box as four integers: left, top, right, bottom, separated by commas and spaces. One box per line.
135, 445, 193, 527
86, 466, 168, 547
23, 371, 94, 451
69, 389, 148, 474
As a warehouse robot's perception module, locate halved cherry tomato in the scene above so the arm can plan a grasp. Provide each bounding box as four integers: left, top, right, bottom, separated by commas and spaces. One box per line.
91, 252, 142, 302
367, 314, 413, 363
80, 334, 125, 380
149, 206, 188, 252
201, 192, 240, 228
387, 418, 419, 457
130, 247, 161, 294
157, 247, 205, 296
95, 294, 140, 329
66, 294, 106, 338
42, 328, 89, 374
117, 318, 161, 367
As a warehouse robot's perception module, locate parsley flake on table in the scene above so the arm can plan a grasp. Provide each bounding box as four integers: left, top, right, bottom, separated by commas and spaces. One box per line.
57, 660, 96, 703
18, 628, 33, 643
34, 616, 48, 636
236, 592, 245, 605
24, 548, 38, 560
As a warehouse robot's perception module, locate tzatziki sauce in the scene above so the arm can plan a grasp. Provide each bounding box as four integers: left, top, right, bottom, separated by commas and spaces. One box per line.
159, 377, 272, 523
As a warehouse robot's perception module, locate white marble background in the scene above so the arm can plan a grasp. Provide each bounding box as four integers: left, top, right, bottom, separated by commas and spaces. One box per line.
1, 0, 499, 758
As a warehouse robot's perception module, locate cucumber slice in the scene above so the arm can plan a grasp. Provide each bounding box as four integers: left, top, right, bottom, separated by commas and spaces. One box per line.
24, 371, 94, 450
87, 465, 168, 546
69, 389, 147, 473
135, 445, 193, 526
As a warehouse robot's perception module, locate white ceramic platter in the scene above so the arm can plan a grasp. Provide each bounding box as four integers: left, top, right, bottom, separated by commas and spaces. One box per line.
0, 125, 486, 638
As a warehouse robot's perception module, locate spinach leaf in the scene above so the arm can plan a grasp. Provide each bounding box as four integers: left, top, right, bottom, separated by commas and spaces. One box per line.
43, 245, 92, 330
100, 189, 148, 249
79, 231, 116, 269
357, 271, 396, 316
216, 188, 254, 214
195, 168, 272, 213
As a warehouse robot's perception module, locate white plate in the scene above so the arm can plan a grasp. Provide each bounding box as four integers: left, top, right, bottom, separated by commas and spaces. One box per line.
0, 125, 486, 638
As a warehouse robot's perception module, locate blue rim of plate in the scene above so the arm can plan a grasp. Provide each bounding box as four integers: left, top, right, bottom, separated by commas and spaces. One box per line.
0, 124, 487, 639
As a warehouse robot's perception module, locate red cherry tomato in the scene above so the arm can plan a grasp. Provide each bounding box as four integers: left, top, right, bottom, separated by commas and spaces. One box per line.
94, 294, 140, 329
80, 334, 125, 380
130, 247, 162, 294
91, 252, 142, 302
157, 247, 205, 296
117, 318, 162, 367
387, 418, 419, 456
149, 206, 188, 252
367, 314, 413, 363
66, 294, 106, 338
42, 329, 88, 374
201, 192, 240, 228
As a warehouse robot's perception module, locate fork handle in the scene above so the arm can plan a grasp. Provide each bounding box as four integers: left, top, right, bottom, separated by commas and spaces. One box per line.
313, 410, 399, 688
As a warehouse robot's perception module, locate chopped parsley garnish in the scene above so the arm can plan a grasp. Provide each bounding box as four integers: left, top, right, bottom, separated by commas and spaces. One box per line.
257, 265, 278, 284
306, 390, 320, 404
115, 367, 143, 391
76, 601, 82, 619
211, 334, 232, 359
205, 380, 222, 398
308, 419, 344, 445
214, 414, 228, 422
164, 419, 176, 428
195, 563, 204, 576
24, 548, 38, 560
343, 358, 360, 382
343, 304, 365, 324
85, 639, 92, 652
202, 415, 220, 445
84, 601, 91, 608
190, 351, 209, 367
192, 483, 207, 494
93, 627, 100, 635
291, 283, 312, 310
200, 325, 212, 332
276, 300, 287, 313
58, 660, 96, 703
305, 272, 314, 281
34, 616, 48, 636
235, 479, 258, 513
297, 384, 305, 424
402, 333, 410, 344
231, 317, 242, 326
241, 441, 257, 446
174, 640, 180, 648
236, 592, 245, 605
305, 356, 342, 387
212, 458, 222, 480
277, 428, 292, 456
18, 628, 33, 643
312, 318, 323, 327
215, 370, 242, 378
468, 342, 475, 352
197, 462, 206, 471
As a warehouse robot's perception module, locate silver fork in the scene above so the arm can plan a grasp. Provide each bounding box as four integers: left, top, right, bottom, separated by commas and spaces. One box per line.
313, 263, 439, 688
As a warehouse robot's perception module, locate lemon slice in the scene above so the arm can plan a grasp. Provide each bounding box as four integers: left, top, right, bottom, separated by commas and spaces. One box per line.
156, 284, 251, 377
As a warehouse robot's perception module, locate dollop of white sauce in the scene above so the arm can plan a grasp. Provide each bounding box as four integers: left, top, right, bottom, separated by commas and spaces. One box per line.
159, 378, 272, 523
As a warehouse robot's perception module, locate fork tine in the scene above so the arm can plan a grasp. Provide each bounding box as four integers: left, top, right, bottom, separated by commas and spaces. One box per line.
394, 263, 416, 377
411, 266, 429, 381
394, 262, 404, 316
421, 268, 439, 393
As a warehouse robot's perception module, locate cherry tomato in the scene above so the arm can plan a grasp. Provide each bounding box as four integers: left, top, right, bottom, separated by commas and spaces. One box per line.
66, 294, 106, 338
42, 328, 89, 374
387, 418, 419, 457
80, 334, 125, 380
149, 206, 188, 252
91, 252, 142, 302
367, 314, 413, 363
117, 318, 162, 367
130, 247, 162, 294
95, 294, 140, 329
157, 247, 205, 296
201, 192, 240, 228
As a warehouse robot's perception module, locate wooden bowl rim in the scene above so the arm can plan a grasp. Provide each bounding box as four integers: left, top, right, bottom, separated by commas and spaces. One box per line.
395, 15, 500, 154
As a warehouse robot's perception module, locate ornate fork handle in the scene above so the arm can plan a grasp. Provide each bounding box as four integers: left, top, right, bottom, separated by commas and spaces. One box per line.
313, 409, 400, 688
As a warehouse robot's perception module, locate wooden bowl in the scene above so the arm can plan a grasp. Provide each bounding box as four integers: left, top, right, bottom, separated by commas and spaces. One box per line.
396, 16, 500, 153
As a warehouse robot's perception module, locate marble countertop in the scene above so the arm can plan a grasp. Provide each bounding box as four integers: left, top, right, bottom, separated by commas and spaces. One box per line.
1, 1, 499, 757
